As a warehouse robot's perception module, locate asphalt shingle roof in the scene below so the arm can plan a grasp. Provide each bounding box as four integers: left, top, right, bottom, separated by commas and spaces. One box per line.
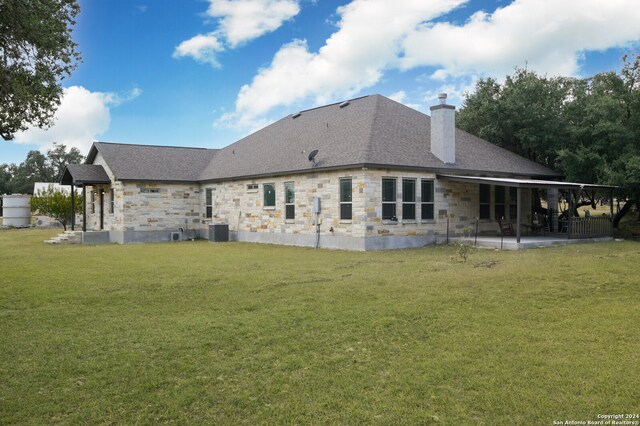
199, 94, 559, 181
61, 164, 111, 185
85, 95, 559, 182
87, 142, 218, 182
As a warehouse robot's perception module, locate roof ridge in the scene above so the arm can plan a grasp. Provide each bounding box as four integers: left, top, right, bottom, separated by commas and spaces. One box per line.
295, 94, 371, 115
95, 141, 217, 151
363, 94, 383, 162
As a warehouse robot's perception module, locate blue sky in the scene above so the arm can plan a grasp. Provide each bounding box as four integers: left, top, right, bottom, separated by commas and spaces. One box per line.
3, 0, 639, 165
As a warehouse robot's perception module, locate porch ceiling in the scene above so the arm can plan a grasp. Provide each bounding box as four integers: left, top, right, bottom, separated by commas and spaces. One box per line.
436, 174, 616, 190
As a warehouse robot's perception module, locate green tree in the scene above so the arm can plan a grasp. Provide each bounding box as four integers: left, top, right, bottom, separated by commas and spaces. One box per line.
457, 67, 571, 168
31, 185, 82, 230
47, 142, 83, 181
10, 150, 52, 194
0, 0, 81, 140
458, 55, 640, 227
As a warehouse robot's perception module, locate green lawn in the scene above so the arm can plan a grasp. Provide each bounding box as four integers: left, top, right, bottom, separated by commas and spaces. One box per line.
1, 230, 639, 424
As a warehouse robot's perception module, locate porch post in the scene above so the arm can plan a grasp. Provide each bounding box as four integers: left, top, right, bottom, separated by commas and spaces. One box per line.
567, 191, 574, 239
82, 185, 87, 232
71, 183, 75, 231
609, 189, 614, 237
516, 186, 522, 243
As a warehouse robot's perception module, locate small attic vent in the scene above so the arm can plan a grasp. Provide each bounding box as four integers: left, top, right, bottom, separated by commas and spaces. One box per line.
339, 101, 350, 108
292, 112, 301, 119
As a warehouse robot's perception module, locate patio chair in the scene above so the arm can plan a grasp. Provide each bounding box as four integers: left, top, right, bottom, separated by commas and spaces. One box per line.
497, 217, 515, 236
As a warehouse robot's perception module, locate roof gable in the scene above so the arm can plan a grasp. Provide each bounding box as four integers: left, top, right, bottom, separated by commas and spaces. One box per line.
87, 142, 218, 182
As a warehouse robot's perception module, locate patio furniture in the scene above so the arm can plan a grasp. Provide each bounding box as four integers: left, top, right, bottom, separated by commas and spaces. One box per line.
497, 217, 515, 236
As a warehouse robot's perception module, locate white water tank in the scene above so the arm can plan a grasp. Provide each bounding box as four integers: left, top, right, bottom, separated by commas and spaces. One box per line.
2, 194, 32, 227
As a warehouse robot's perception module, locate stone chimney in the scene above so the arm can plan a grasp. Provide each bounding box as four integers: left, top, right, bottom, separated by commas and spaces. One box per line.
430, 93, 456, 164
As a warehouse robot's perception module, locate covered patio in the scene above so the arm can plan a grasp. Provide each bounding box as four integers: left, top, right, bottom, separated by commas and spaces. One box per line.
437, 174, 617, 248
60, 164, 111, 232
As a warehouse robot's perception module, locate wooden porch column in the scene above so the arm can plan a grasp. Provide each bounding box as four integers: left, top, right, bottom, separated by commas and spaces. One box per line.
71, 183, 75, 231
516, 186, 522, 243
82, 185, 87, 232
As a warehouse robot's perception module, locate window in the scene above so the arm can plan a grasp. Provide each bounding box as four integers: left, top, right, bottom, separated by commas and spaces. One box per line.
421, 180, 434, 220
247, 183, 258, 192
109, 189, 114, 214
263, 183, 275, 207
340, 178, 352, 220
382, 178, 397, 220
509, 187, 518, 219
91, 191, 95, 214
479, 184, 490, 219
495, 186, 506, 219
402, 179, 416, 220
284, 182, 295, 220
205, 188, 213, 218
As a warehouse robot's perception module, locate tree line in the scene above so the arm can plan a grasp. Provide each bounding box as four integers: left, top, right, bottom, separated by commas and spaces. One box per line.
457, 54, 640, 227
0, 144, 83, 195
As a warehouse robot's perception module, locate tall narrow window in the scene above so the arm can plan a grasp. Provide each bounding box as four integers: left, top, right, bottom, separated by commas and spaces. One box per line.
509, 187, 518, 219
340, 178, 352, 220
263, 184, 275, 207
479, 184, 490, 219
421, 180, 434, 220
382, 178, 397, 220
205, 188, 213, 218
91, 191, 96, 214
402, 179, 416, 220
495, 185, 505, 219
109, 189, 114, 214
284, 182, 295, 220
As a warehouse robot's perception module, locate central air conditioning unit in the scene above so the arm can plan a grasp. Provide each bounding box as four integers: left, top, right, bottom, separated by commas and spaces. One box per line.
170, 231, 181, 242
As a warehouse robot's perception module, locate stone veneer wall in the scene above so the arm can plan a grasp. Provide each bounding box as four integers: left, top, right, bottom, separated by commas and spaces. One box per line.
120, 181, 201, 232
202, 167, 532, 250
202, 168, 367, 250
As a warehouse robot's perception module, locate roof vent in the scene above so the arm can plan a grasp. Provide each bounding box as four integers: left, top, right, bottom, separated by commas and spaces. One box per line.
292, 112, 301, 119
339, 101, 350, 108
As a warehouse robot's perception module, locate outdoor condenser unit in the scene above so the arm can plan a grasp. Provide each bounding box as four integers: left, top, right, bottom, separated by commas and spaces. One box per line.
209, 224, 229, 242
170, 232, 181, 241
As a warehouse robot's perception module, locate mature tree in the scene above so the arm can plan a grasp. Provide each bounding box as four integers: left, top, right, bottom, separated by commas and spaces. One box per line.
2, 143, 83, 194
0, 163, 14, 195
458, 55, 640, 227
47, 142, 83, 181
0, 0, 81, 140
10, 150, 51, 194
457, 67, 571, 168
31, 185, 82, 230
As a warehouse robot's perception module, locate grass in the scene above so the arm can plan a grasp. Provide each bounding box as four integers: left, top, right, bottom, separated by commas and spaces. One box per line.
1, 229, 639, 424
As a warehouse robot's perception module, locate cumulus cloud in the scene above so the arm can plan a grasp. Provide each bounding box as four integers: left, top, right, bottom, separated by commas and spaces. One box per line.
173, 33, 224, 67
223, 0, 640, 129
174, 0, 300, 66
12, 86, 141, 154
223, 0, 465, 126
401, 0, 640, 78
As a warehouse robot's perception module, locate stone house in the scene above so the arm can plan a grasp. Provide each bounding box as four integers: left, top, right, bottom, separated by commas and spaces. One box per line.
61, 93, 605, 249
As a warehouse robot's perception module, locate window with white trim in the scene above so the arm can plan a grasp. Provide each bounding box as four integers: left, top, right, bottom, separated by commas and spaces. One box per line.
495, 185, 506, 219
205, 188, 213, 218
402, 179, 416, 220
109, 189, 114, 214
479, 184, 490, 219
284, 182, 295, 219
263, 183, 275, 207
340, 178, 352, 220
382, 178, 397, 220
421, 180, 434, 220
